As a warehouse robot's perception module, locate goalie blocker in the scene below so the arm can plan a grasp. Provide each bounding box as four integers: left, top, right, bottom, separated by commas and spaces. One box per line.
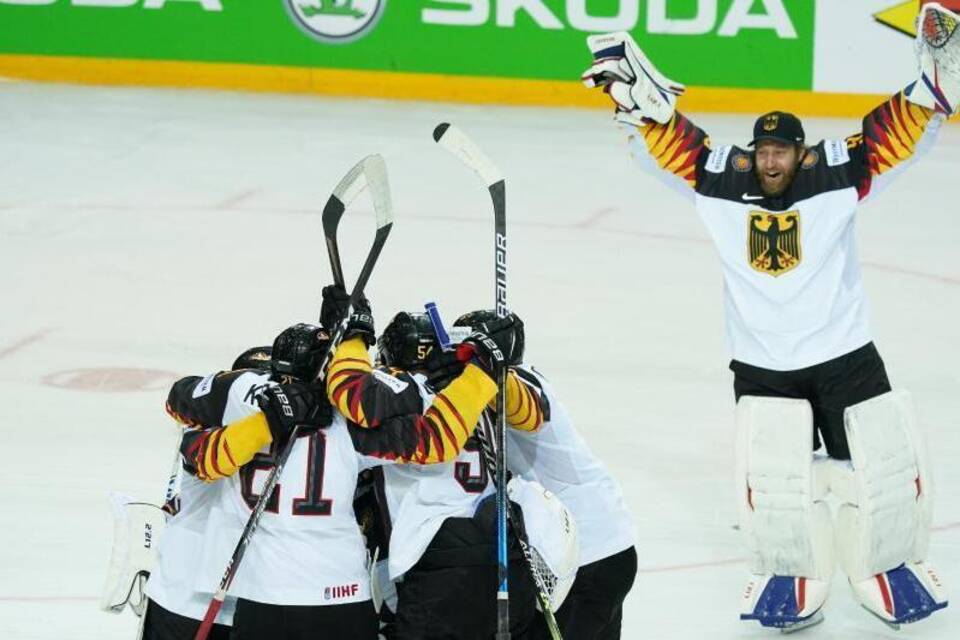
736, 392, 947, 631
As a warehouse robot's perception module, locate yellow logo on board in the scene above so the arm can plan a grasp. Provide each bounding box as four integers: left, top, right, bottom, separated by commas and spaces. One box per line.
748, 211, 801, 277
875, 1, 920, 37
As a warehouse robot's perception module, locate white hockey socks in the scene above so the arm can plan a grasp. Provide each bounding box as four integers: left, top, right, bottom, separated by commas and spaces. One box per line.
834, 391, 948, 627
735, 397, 833, 630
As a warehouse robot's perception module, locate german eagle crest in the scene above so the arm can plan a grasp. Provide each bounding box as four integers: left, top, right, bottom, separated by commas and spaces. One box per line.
748, 211, 801, 276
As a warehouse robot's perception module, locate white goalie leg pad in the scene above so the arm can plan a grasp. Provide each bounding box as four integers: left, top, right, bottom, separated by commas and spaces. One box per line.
735, 397, 834, 627
100, 492, 166, 616
834, 390, 948, 625
507, 477, 580, 611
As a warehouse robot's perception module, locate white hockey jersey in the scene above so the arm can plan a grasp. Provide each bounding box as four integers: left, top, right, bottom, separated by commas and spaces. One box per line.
383, 406, 495, 580
168, 355, 498, 606
506, 366, 636, 566
625, 91, 943, 370
324, 337, 523, 581
197, 414, 376, 607
145, 370, 271, 623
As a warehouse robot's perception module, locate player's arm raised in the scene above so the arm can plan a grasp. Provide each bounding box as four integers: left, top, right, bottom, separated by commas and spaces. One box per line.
320, 284, 428, 428
849, 3, 959, 202
582, 31, 710, 197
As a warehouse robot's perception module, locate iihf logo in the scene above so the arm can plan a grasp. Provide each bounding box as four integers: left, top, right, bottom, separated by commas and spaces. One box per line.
325, 583, 360, 600
285, 0, 387, 45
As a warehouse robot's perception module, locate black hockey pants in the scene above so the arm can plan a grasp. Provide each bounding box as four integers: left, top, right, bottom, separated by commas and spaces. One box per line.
730, 341, 892, 460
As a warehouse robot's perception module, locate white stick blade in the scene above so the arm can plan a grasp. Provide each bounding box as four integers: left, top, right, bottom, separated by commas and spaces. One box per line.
433, 123, 504, 187
362, 154, 394, 228
333, 156, 371, 207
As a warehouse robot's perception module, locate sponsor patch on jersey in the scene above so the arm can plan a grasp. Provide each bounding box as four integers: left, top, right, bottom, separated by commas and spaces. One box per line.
747, 210, 802, 277
824, 139, 850, 166
732, 153, 753, 172
801, 148, 819, 170
372, 368, 409, 394
705, 145, 733, 174
192, 373, 216, 398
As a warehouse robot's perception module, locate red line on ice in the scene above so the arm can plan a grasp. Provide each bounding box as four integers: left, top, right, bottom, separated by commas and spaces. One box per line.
0, 329, 52, 361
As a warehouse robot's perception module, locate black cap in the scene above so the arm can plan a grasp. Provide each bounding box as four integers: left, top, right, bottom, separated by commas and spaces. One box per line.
749, 111, 805, 147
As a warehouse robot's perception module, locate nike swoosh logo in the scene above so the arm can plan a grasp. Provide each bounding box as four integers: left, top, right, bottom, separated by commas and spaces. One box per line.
742, 193, 764, 201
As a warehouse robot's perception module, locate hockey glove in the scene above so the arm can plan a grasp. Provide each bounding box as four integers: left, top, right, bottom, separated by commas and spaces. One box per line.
257, 382, 332, 444
581, 31, 685, 126
456, 313, 524, 377
320, 284, 376, 347
906, 3, 960, 116
425, 348, 466, 390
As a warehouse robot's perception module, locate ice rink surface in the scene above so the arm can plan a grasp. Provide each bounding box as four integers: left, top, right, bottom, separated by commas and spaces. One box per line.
0, 81, 957, 640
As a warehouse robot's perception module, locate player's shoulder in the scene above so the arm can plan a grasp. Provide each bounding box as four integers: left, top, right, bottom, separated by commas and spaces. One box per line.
368, 365, 423, 395
168, 369, 270, 427
514, 364, 547, 389
702, 144, 753, 175
226, 369, 272, 406
810, 137, 860, 169
789, 139, 859, 197
697, 144, 755, 199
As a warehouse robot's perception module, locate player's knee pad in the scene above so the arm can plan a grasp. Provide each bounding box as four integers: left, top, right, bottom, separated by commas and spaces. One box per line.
833, 391, 947, 625
735, 396, 834, 628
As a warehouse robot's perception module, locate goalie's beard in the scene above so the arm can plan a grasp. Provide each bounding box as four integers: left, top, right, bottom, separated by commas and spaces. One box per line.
755, 154, 802, 197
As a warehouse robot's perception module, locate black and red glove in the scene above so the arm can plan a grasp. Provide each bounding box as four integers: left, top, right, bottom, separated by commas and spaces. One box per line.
320, 284, 375, 347
257, 382, 332, 444
455, 312, 524, 377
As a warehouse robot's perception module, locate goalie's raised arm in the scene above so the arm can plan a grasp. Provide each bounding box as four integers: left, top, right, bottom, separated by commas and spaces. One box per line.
846, 4, 958, 202
583, 32, 710, 196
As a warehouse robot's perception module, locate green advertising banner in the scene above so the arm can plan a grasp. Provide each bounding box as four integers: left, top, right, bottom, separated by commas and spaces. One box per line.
0, 1, 815, 90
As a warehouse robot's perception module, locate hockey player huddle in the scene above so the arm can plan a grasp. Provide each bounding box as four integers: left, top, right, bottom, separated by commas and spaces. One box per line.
106, 282, 637, 640
102, 3, 960, 638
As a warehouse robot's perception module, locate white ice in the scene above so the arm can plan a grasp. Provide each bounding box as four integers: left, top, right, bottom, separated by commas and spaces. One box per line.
0, 81, 957, 640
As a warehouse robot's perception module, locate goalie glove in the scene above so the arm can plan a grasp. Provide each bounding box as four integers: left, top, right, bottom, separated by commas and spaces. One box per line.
905, 2, 960, 115
581, 31, 685, 126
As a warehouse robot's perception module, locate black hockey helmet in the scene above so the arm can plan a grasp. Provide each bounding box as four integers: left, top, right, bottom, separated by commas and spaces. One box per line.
271, 323, 331, 381
232, 345, 273, 372
377, 312, 440, 371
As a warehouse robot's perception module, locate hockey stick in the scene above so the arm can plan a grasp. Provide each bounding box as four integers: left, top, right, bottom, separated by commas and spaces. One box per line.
194, 170, 393, 640
322, 154, 391, 289
426, 303, 563, 640
432, 123, 514, 640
